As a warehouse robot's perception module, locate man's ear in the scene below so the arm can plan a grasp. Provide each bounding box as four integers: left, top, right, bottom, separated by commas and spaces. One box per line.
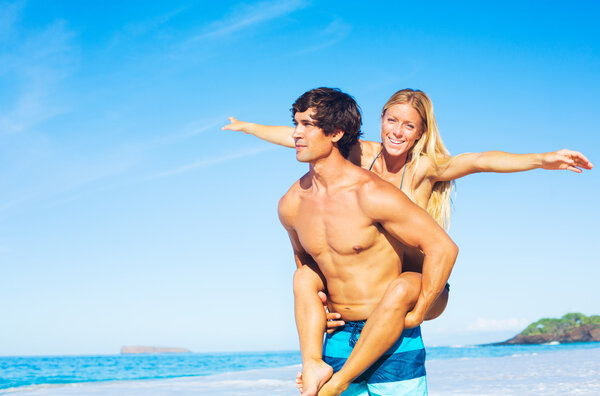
331, 129, 345, 143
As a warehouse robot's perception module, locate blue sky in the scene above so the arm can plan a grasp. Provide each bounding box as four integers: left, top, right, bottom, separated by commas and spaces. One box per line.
1, 0, 598, 355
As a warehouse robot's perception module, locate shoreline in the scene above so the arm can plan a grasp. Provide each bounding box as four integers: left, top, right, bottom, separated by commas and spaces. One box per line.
2, 346, 599, 395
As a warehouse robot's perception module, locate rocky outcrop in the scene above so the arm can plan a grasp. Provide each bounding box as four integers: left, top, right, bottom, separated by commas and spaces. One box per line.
496, 313, 600, 345
120, 346, 192, 354
500, 324, 600, 345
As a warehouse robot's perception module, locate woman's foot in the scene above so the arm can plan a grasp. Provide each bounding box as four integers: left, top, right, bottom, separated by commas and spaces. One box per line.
300, 360, 333, 396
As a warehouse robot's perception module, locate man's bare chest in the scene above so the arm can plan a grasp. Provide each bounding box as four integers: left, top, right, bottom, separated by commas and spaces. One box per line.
293, 195, 380, 258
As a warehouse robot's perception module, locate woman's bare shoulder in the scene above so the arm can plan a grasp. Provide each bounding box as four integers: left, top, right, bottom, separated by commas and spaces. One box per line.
415, 154, 452, 178
353, 140, 382, 168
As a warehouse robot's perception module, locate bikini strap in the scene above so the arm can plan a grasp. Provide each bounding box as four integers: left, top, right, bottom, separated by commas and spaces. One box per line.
369, 146, 408, 190
399, 160, 407, 190
368, 148, 383, 171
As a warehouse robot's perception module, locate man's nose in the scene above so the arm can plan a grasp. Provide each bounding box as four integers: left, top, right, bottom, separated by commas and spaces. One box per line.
292, 127, 302, 138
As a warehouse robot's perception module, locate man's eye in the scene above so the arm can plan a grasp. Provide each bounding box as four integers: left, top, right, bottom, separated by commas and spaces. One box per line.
387, 118, 395, 123
407, 124, 414, 129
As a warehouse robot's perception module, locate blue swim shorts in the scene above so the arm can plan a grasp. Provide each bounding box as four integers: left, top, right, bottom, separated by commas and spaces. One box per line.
323, 321, 427, 395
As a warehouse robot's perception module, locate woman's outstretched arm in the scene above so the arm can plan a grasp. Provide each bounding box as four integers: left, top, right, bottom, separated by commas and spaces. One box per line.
432, 149, 593, 182
222, 117, 295, 148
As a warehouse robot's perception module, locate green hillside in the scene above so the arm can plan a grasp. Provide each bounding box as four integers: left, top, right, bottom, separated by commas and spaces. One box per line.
520, 313, 600, 336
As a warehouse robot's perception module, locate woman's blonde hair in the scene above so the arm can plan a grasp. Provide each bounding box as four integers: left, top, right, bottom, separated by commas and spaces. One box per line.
382, 89, 454, 230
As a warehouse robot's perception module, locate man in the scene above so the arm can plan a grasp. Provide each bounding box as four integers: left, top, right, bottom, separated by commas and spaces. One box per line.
278, 88, 459, 396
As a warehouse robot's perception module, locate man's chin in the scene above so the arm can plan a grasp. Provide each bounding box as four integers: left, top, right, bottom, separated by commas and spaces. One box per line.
296, 154, 310, 163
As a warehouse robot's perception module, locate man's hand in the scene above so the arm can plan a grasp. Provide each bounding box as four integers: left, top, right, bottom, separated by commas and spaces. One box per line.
404, 309, 426, 329
222, 117, 251, 133
541, 149, 593, 173
318, 291, 345, 333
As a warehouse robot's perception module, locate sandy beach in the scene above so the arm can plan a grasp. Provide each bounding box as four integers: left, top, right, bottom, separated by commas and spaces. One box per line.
4, 347, 598, 396
426, 347, 600, 395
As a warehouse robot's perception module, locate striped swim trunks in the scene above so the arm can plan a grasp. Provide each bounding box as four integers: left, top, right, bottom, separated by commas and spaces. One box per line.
323, 321, 427, 395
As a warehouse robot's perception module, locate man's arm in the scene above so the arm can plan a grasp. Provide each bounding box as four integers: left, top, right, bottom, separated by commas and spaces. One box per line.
362, 179, 459, 327
278, 190, 331, 393
278, 189, 313, 268
223, 117, 296, 148
431, 149, 593, 182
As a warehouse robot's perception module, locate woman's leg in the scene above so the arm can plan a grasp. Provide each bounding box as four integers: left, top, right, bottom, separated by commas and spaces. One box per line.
294, 264, 333, 396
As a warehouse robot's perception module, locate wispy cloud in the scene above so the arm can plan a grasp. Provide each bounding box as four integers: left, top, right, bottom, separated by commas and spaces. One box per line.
193, 0, 308, 41
294, 18, 352, 55
466, 317, 529, 332
150, 146, 275, 179
0, 196, 29, 213
0, 115, 229, 215
123, 6, 189, 37
105, 5, 190, 50
0, 0, 24, 39
0, 148, 141, 218
150, 118, 226, 145
0, 13, 77, 135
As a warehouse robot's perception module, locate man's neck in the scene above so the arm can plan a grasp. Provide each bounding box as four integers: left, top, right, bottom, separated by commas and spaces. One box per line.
308, 149, 351, 190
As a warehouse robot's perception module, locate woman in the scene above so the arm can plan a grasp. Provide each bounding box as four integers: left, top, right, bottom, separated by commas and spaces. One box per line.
223, 89, 592, 394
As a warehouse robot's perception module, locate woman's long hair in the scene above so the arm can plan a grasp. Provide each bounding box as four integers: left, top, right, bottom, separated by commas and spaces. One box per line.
382, 89, 454, 230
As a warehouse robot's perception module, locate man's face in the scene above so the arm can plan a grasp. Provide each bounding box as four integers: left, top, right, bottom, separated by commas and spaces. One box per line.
292, 108, 334, 163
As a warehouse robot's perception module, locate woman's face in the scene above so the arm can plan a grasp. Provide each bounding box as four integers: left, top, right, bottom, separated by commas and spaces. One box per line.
381, 103, 424, 157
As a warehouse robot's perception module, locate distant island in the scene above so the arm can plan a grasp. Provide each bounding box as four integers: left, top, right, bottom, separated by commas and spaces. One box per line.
120, 346, 192, 354
497, 313, 600, 345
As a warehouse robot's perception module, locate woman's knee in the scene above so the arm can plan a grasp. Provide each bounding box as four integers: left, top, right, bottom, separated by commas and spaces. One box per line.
293, 265, 325, 294
384, 275, 421, 310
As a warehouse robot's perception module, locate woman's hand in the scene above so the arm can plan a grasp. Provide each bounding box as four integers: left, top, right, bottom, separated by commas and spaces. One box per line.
222, 117, 251, 133
541, 149, 593, 173
221, 117, 296, 148
318, 291, 345, 333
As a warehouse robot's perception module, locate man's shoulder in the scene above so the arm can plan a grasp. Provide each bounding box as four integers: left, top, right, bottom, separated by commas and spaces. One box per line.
278, 175, 307, 225
355, 167, 397, 194
355, 169, 411, 215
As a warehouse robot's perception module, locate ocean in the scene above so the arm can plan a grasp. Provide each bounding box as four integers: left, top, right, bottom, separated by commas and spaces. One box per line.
1, 342, 599, 395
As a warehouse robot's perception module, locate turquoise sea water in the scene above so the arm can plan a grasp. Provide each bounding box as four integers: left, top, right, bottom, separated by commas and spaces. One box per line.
1, 343, 599, 393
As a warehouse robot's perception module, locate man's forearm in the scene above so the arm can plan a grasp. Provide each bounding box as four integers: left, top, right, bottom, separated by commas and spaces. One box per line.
412, 243, 458, 318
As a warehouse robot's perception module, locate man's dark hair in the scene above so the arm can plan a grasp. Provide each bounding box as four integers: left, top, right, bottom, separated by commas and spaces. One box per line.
291, 87, 362, 158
